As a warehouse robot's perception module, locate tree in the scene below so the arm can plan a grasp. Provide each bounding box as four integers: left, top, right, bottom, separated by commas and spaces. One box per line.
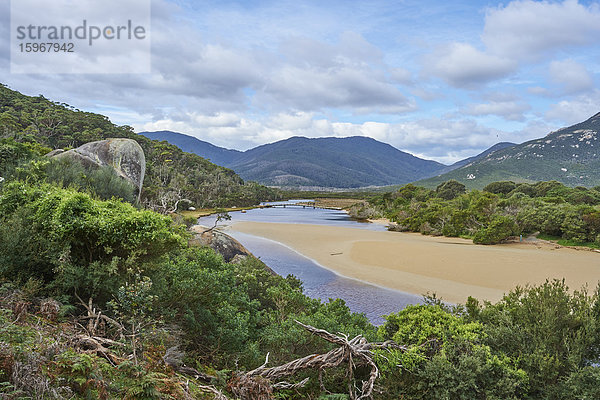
483, 181, 516, 195
469, 280, 600, 399
203, 209, 232, 233
376, 304, 526, 400
473, 215, 515, 244
436, 180, 466, 200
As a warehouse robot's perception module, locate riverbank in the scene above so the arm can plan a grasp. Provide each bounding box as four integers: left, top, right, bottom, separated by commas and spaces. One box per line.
228, 221, 600, 304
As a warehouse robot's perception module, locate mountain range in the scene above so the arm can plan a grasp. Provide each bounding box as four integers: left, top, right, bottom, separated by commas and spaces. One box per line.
418, 112, 600, 189
141, 112, 600, 189
140, 131, 503, 188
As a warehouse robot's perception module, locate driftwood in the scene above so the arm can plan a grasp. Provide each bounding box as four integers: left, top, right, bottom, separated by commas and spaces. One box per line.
230, 320, 407, 400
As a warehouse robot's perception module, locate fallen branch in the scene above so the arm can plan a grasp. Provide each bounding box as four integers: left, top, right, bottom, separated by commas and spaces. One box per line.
196, 384, 229, 400
75, 294, 123, 338
73, 334, 124, 365
230, 321, 407, 400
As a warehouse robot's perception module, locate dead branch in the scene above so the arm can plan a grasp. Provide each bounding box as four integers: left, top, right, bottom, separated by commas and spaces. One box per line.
75, 294, 123, 338
164, 346, 216, 382
230, 320, 407, 400
73, 334, 124, 365
196, 384, 229, 400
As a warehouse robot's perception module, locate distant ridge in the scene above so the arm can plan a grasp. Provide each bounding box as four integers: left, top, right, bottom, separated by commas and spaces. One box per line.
138, 131, 451, 188
228, 136, 446, 188
418, 112, 600, 189
140, 130, 241, 166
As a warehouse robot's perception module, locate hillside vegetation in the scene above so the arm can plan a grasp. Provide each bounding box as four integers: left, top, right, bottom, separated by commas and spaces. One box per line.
0, 84, 280, 211
359, 179, 600, 247
2, 86, 600, 399
419, 113, 600, 189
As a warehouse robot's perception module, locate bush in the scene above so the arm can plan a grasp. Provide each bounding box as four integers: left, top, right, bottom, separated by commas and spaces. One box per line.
44, 158, 137, 203
483, 181, 517, 195
473, 215, 515, 244
0, 182, 185, 303
436, 180, 466, 200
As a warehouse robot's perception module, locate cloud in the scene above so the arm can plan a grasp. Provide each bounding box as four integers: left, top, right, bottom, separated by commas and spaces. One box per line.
545, 90, 600, 125
463, 101, 531, 121
137, 111, 536, 164
548, 59, 594, 95
527, 86, 550, 96
260, 32, 415, 114
424, 1, 600, 89
426, 43, 516, 88
390, 67, 413, 85
482, 0, 600, 61
259, 64, 416, 114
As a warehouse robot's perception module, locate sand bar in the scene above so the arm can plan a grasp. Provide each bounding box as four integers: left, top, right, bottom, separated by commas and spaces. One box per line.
229, 221, 600, 304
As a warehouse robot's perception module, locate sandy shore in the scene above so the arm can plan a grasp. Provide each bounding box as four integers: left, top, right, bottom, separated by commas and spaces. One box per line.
229, 221, 600, 304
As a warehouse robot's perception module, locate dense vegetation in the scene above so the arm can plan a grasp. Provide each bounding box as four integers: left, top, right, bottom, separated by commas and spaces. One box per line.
2, 85, 600, 398
0, 179, 376, 398
0, 83, 280, 211
1, 173, 600, 398
362, 179, 600, 246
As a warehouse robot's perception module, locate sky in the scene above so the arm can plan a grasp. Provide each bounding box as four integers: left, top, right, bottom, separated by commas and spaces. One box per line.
1, 0, 599, 164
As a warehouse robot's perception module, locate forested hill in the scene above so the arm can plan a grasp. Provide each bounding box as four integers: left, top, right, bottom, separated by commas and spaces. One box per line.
140, 131, 448, 188
0, 84, 279, 210
418, 113, 600, 189
229, 136, 446, 188
141, 130, 242, 166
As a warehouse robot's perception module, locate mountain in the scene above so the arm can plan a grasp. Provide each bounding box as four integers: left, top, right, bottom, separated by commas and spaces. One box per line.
140, 130, 241, 166
138, 131, 449, 188
418, 113, 600, 189
228, 136, 446, 188
445, 142, 516, 171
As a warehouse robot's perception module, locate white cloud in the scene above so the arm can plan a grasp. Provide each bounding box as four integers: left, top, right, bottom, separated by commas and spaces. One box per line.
545, 90, 600, 125
548, 59, 594, 94
259, 64, 416, 114
136, 111, 535, 164
463, 101, 531, 121
390, 67, 413, 84
482, 0, 600, 61
426, 43, 516, 88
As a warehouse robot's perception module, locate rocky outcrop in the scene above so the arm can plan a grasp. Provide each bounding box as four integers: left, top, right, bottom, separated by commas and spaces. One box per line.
49, 138, 146, 198
189, 225, 253, 263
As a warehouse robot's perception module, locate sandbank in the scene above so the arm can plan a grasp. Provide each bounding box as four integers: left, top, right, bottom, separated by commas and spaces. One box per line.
229, 221, 600, 304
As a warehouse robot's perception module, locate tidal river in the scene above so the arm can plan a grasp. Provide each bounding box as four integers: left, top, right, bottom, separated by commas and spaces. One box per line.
197, 200, 422, 325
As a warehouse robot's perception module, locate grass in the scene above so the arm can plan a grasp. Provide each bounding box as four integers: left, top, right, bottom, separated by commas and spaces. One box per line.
556, 239, 600, 249
536, 233, 600, 249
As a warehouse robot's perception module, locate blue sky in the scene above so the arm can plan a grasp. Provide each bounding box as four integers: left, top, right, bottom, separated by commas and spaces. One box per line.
2, 0, 599, 163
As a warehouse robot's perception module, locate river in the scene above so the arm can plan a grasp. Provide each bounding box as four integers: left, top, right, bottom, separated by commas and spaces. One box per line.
197, 200, 422, 325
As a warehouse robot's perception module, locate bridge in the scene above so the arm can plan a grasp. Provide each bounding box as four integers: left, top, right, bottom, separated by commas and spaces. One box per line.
258, 201, 345, 210
259, 201, 318, 209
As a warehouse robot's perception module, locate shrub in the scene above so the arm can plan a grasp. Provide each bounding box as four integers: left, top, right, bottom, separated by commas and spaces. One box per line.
436, 180, 466, 200
473, 215, 515, 244
0, 182, 185, 303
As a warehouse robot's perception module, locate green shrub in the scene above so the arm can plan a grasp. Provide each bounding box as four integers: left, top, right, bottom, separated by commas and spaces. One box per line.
473, 215, 515, 244
0, 182, 185, 303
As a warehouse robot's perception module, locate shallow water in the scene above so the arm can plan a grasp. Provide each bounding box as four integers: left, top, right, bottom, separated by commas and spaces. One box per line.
197, 201, 422, 325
